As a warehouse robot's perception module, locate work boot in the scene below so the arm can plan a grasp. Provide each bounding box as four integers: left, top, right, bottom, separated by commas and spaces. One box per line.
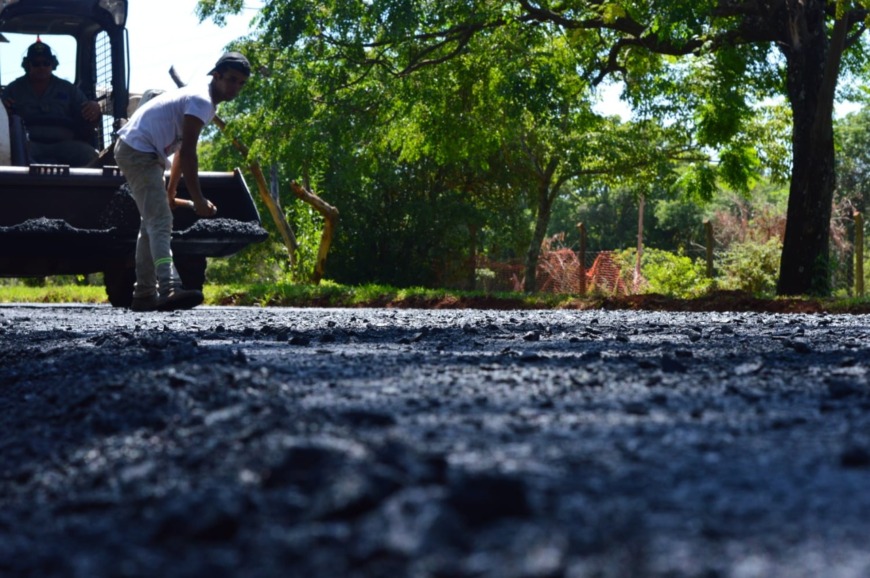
130, 294, 159, 312
157, 288, 204, 311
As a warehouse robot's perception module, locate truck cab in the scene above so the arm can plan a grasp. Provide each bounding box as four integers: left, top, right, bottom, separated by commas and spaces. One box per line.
0, 0, 267, 307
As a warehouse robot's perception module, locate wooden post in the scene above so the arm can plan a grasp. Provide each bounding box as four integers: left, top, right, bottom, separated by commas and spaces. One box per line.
704, 220, 714, 278
577, 222, 587, 295
855, 211, 865, 297
290, 181, 338, 284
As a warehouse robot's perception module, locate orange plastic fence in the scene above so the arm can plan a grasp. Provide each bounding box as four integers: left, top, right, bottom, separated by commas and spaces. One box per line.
478, 250, 627, 295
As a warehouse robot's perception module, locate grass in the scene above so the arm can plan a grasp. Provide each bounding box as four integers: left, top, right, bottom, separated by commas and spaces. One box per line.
205, 281, 566, 309
3, 280, 870, 313
204, 281, 573, 309
0, 284, 109, 304
0, 281, 562, 309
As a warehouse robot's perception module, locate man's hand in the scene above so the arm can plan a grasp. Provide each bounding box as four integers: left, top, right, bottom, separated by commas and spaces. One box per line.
81, 101, 101, 123
171, 198, 195, 210
166, 185, 194, 210
166, 185, 182, 209
193, 197, 218, 217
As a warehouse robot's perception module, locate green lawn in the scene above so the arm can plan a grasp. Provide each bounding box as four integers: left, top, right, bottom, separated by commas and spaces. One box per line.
0, 282, 560, 309
3, 282, 870, 313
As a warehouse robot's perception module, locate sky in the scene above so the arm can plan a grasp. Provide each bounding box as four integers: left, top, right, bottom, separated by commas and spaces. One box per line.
126, 0, 263, 94
0, 1, 261, 92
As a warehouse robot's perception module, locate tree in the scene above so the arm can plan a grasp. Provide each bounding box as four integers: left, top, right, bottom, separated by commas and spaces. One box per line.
479, 30, 606, 292
199, 0, 869, 296
199, 1, 718, 292
533, 1, 868, 296
834, 108, 870, 290
836, 108, 870, 214
510, 0, 868, 295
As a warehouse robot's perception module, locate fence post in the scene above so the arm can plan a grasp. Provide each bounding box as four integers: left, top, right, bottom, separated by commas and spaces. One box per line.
577, 222, 587, 296
704, 220, 714, 279
855, 211, 865, 297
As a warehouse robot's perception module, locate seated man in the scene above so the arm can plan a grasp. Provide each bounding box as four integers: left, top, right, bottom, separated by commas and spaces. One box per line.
1, 41, 101, 167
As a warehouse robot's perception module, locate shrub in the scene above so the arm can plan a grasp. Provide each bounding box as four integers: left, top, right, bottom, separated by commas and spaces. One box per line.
716, 237, 782, 296
206, 239, 288, 285
616, 248, 711, 298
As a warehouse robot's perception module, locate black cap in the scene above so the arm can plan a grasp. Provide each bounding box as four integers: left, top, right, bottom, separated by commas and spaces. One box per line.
26, 41, 54, 60
208, 51, 251, 76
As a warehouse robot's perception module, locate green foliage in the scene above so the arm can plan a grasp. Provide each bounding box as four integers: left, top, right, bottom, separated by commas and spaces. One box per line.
615, 247, 711, 298
193, 0, 729, 293
833, 108, 870, 296
205, 239, 288, 285
191, 0, 869, 296
552, 183, 707, 255
0, 284, 107, 303
677, 164, 717, 202
652, 198, 707, 250
836, 108, 870, 209
716, 238, 782, 296
718, 145, 760, 193
0, 274, 100, 287
705, 183, 787, 250
205, 279, 559, 308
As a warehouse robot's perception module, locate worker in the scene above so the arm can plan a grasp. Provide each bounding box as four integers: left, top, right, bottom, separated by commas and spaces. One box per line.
1, 40, 101, 167
113, 51, 252, 312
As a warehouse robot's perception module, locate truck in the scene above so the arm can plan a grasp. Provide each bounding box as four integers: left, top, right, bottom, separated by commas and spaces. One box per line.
0, 0, 268, 307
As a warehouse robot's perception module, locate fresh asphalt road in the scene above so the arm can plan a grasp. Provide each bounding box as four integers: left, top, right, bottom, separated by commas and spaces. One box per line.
1, 304, 869, 577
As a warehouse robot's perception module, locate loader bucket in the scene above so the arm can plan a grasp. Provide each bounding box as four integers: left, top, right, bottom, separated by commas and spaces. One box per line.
0, 165, 268, 304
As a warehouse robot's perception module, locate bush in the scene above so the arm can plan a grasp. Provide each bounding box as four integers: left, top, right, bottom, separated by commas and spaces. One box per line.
615, 248, 711, 298
716, 237, 782, 296
206, 239, 288, 285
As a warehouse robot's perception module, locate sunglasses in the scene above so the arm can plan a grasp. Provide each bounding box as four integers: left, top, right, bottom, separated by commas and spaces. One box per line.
30, 60, 53, 67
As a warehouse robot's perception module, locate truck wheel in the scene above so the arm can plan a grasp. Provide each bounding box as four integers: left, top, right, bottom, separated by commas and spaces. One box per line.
104, 264, 135, 308
175, 255, 207, 291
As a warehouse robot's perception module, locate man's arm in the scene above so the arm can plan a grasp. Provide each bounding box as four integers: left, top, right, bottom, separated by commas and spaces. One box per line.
166, 151, 189, 209
70, 83, 101, 124
2, 79, 23, 113
177, 114, 217, 217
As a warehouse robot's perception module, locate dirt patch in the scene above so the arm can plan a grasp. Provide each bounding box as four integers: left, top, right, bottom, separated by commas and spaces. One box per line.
380, 290, 839, 314
593, 290, 827, 314
388, 294, 537, 310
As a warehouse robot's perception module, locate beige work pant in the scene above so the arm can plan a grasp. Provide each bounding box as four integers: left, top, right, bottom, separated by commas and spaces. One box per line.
113, 139, 181, 299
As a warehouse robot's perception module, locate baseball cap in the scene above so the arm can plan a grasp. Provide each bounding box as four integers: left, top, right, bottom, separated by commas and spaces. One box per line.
27, 41, 54, 60
208, 51, 251, 76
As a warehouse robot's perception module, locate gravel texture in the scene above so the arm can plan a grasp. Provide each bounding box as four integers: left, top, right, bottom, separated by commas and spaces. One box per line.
173, 218, 271, 239
1, 304, 870, 578
97, 184, 141, 233
4, 185, 267, 240
0, 218, 114, 236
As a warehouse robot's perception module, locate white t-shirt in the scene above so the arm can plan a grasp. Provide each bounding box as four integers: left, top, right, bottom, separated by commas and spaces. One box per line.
118, 81, 215, 166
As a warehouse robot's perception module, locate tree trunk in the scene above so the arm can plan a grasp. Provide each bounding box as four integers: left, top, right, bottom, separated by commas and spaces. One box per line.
634, 194, 644, 291
468, 223, 479, 291
777, 6, 847, 296
523, 180, 554, 293
777, 116, 834, 296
